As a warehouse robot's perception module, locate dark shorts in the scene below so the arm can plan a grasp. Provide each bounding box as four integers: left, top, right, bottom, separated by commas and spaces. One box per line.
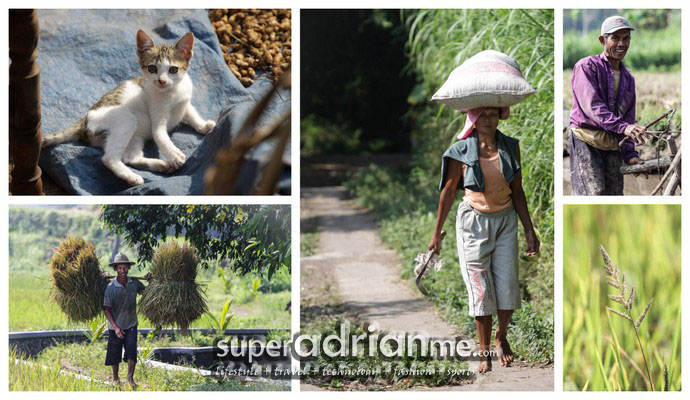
569, 132, 623, 195
105, 326, 138, 365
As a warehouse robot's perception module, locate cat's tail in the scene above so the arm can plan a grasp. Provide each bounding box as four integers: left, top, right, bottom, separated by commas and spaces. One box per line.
42, 119, 87, 148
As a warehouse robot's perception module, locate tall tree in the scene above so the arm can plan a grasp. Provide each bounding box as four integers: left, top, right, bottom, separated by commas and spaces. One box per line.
100, 205, 290, 278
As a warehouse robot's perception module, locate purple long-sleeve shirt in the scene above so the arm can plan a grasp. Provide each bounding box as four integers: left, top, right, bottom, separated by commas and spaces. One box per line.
570, 52, 639, 163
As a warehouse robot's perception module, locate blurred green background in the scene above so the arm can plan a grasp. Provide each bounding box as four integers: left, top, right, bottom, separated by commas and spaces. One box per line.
564, 9, 680, 72
563, 204, 681, 391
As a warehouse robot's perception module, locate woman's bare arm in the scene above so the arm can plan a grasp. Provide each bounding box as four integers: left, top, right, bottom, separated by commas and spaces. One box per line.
509, 144, 540, 255
428, 159, 463, 253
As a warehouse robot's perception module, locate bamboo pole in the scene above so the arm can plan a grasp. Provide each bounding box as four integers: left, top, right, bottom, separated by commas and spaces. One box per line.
204, 70, 291, 194
9, 9, 43, 195
651, 149, 682, 195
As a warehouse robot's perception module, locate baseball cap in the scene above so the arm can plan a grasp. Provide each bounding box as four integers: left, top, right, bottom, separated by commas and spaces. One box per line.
601, 16, 635, 35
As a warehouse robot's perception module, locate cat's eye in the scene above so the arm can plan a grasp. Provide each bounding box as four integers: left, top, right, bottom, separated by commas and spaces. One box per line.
147, 65, 157, 73
169, 67, 179, 74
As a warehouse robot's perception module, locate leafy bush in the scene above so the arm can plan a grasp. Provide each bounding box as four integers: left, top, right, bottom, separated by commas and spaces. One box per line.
301, 114, 363, 157
507, 302, 554, 365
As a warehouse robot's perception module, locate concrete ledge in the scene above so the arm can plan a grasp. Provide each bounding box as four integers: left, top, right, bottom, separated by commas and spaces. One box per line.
9, 328, 290, 357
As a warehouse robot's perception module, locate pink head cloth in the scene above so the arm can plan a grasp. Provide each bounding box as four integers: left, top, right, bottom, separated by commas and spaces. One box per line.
457, 106, 510, 140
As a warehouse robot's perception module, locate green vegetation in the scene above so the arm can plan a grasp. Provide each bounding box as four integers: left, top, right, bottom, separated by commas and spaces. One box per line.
301, 317, 472, 390
300, 231, 319, 257
10, 267, 289, 332
9, 206, 128, 271
100, 205, 291, 277
10, 356, 118, 391
9, 206, 291, 392
564, 22, 681, 72
563, 205, 681, 391
9, 346, 288, 391
301, 115, 364, 157
600, 245, 656, 390
300, 9, 415, 156
9, 206, 290, 332
344, 9, 554, 364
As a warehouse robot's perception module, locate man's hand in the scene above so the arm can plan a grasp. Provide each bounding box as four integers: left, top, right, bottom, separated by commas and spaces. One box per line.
623, 124, 649, 145
525, 229, 540, 257
144, 272, 153, 280
628, 157, 649, 179
427, 234, 442, 254
114, 326, 125, 339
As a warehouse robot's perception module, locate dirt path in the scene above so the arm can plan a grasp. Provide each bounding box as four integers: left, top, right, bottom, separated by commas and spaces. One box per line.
300, 186, 553, 391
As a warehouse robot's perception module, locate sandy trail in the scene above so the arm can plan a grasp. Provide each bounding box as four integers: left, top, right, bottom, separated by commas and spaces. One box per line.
300, 186, 553, 391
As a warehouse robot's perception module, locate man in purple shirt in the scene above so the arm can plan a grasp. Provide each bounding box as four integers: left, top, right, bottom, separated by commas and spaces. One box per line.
569, 15, 648, 195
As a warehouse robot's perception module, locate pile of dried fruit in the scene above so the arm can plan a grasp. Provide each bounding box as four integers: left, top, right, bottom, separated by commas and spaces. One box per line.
209, 9, 291, 87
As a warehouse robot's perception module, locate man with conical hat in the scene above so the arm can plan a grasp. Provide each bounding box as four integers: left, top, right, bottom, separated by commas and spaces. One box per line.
103, 253, 149, 388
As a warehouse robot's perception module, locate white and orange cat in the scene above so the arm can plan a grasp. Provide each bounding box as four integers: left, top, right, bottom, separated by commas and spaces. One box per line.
42, 30, 216, 186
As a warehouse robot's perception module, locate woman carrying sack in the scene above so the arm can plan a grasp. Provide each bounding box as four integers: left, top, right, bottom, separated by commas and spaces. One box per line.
427, 51, 540, 374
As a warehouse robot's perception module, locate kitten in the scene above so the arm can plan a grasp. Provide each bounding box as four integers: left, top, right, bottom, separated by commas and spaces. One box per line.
42, 30, 216, 186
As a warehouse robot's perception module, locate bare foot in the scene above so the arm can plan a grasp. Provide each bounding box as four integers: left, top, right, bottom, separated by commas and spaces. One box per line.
478, 359, 492, 374
127, 378, 138, 390
494, 337, 514, 367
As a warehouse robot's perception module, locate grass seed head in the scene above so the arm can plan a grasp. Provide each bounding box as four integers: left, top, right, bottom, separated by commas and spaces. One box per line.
635, 298, 654, 329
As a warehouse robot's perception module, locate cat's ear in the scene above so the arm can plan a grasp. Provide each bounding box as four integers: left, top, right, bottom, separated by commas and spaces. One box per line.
175, 32, 194, 61
136, 30, 155, 59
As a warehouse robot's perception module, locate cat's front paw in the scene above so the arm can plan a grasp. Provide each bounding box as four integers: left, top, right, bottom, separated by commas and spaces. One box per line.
126, 174, 145, 186
198, 120, 216, 135
165, 147, 187, 169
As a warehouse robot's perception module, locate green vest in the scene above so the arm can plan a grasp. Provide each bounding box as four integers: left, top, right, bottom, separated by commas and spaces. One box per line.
439, 129, 521, 192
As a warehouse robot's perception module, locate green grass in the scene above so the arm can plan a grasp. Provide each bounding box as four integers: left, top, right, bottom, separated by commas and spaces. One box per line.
10, 344, 288, 391
563, 205, 681, 391
9, 273, 75, 331
301, 316, 472, 390
300, 231, 320, 257
10, 354, 119, 391
10, 267, 290, 332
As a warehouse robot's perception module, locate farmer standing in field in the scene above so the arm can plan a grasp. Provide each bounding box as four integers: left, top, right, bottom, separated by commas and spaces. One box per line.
103, 253, 149, 388
429, 106, 540, 374
569, 15, 649, 195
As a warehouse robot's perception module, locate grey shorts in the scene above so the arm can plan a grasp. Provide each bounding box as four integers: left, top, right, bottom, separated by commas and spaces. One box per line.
456, 201, 520, 316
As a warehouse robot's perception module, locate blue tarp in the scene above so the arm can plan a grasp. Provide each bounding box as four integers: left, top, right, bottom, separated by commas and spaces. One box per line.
37, 9, 291, 195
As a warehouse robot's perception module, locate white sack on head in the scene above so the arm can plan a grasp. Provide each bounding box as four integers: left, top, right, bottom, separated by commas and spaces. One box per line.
431, 50, 535, 111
